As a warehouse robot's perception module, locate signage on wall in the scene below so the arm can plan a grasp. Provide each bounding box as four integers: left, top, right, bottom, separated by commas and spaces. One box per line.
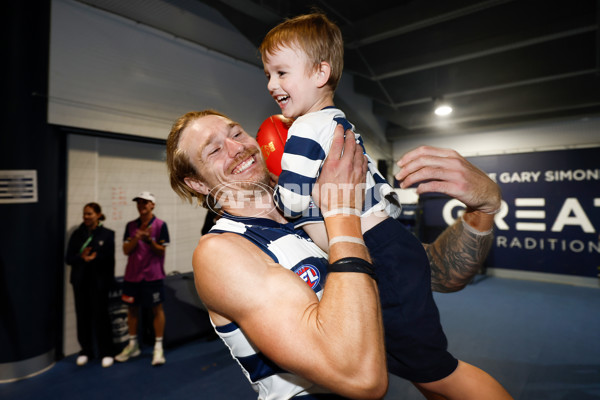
0, 170, 38, 204
420, 147, 600, 278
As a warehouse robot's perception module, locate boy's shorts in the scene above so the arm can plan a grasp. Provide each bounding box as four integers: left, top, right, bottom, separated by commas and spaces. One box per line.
364, 217, 458, 383
121, 279, 165, 307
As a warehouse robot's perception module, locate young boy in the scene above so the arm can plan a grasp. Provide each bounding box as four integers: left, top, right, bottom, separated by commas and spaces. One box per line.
260, 13, 512, 399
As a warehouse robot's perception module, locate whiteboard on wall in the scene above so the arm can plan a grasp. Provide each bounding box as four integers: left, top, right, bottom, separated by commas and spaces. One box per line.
66, 134, 208, 277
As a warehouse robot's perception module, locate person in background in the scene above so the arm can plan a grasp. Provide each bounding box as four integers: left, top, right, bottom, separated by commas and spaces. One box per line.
115, 192, 170, 366
65, 202, 116, 368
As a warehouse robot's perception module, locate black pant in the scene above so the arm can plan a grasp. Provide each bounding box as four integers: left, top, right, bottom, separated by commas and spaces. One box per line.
72, 275, 114, 358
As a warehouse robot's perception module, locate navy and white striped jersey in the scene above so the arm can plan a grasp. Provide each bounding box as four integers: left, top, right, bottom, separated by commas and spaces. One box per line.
208, 214, 347, 400
273, 107, 401, 220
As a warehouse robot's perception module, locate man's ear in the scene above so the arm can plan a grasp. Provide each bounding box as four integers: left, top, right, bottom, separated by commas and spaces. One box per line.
184, 177, 209, 196
315, 61, 331, 88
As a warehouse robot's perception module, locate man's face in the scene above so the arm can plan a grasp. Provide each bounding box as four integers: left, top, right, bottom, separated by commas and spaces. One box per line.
179, 115, 271, 201
136, 199, 154, 216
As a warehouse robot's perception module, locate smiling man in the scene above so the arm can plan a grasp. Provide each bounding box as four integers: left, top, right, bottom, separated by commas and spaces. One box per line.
166, 109, 510, 400
167, 110, 387, 399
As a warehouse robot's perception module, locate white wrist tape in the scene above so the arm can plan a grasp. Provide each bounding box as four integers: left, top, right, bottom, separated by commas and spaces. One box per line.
323, 208, 361, 218
484, 207, 502, 215
329, 236, 366, 246
461, 216, 493, 236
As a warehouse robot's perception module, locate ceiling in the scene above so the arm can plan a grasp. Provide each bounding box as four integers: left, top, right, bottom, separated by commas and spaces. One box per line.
78, 0, 600, 140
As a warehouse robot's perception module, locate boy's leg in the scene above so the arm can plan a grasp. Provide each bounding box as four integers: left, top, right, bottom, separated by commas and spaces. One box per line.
413, 361, 513, 400
364, 218, 457, 382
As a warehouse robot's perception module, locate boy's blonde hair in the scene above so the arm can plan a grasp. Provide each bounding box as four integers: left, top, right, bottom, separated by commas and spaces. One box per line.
259, 13, 344, 91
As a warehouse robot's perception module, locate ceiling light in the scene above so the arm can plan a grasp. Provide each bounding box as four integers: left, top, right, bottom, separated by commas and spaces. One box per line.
434, 102, 453, 116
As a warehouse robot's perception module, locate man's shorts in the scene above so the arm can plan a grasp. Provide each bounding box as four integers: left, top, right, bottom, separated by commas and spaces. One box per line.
364, 217, 458, 383
121, 279, 165, 307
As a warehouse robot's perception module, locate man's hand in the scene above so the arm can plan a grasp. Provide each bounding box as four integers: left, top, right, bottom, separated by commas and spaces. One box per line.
395, 146, 501, 214
312, 124, 368, 215
397, 146, 500, 291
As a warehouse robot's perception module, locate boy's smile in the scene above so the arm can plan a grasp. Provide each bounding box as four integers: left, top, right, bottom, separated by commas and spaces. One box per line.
263, 45, 332, 119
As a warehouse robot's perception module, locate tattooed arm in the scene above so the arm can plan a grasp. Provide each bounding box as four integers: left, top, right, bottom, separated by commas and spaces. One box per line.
395, 146, 501, 292
423, 209, 495, 292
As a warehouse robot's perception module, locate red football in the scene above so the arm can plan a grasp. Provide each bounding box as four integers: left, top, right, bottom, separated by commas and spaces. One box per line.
256, 115, 293, 176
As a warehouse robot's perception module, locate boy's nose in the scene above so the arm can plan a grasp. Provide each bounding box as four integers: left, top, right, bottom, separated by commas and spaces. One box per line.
267, 76, 278, 93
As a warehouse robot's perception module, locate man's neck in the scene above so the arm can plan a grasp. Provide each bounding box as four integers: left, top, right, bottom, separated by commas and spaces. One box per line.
140, 213, 153, 224
222, 194, 287, 224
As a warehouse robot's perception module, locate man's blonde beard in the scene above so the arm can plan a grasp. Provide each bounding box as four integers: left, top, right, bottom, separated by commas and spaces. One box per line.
205, 149, 273, 212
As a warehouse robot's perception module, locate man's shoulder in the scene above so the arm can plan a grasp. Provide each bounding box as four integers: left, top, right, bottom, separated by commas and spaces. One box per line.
125, 218, 140, 226
197, 231, 248, 251
194, 232, 266, 272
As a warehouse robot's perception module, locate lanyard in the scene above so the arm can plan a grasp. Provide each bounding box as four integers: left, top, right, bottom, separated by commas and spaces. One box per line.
79, 223, 101, 254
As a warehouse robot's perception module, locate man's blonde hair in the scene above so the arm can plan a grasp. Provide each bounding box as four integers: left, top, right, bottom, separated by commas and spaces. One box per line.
259, 13, 344, 91
166, 109, 231, 207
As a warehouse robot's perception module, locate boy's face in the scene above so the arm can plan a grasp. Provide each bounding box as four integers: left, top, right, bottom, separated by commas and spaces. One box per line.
263, 45, 331, 119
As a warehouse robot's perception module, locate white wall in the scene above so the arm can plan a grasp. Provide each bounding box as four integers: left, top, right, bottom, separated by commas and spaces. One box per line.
49, 0, 279, 138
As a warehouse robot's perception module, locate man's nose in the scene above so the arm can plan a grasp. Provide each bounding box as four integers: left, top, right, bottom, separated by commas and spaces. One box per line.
224, 137, 244, 156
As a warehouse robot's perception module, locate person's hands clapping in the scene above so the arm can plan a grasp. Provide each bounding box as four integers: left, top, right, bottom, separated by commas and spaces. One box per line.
395, 146, 501, 214
135, 227, 152, 243
312, 124, 368, 215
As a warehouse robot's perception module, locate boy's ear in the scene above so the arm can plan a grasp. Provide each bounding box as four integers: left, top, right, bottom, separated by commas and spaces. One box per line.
315, 61, 331, 88
184, 177, 209, 196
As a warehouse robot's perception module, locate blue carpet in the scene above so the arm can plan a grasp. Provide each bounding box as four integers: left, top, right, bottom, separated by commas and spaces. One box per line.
388, 276, 600, 400
1, 277, 599, 399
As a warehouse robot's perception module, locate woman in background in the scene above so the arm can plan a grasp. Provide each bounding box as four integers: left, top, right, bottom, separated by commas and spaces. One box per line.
65, 202, 116, 367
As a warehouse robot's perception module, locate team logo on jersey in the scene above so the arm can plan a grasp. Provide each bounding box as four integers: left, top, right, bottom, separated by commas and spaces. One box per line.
293, 264, 321, 289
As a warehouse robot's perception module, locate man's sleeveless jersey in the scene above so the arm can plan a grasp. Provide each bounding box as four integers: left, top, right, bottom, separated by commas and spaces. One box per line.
208, 214, 343, 399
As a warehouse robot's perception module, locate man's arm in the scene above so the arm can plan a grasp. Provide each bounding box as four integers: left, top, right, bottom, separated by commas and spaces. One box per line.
395, 146, 501, 292
194, 127, 387, 399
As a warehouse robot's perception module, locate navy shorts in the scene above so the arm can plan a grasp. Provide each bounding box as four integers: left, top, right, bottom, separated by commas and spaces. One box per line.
364, 218, 458, 383
121, 279, 165, 307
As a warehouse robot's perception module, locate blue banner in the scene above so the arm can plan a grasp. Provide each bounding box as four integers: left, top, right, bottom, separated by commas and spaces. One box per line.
420, 147, 600, 277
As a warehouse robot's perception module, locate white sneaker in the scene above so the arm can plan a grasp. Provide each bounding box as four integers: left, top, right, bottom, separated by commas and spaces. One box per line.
151, 348, 165, 366
101, 357, 114, 368
115, 342, 141, 362
76, 355, 88, 366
